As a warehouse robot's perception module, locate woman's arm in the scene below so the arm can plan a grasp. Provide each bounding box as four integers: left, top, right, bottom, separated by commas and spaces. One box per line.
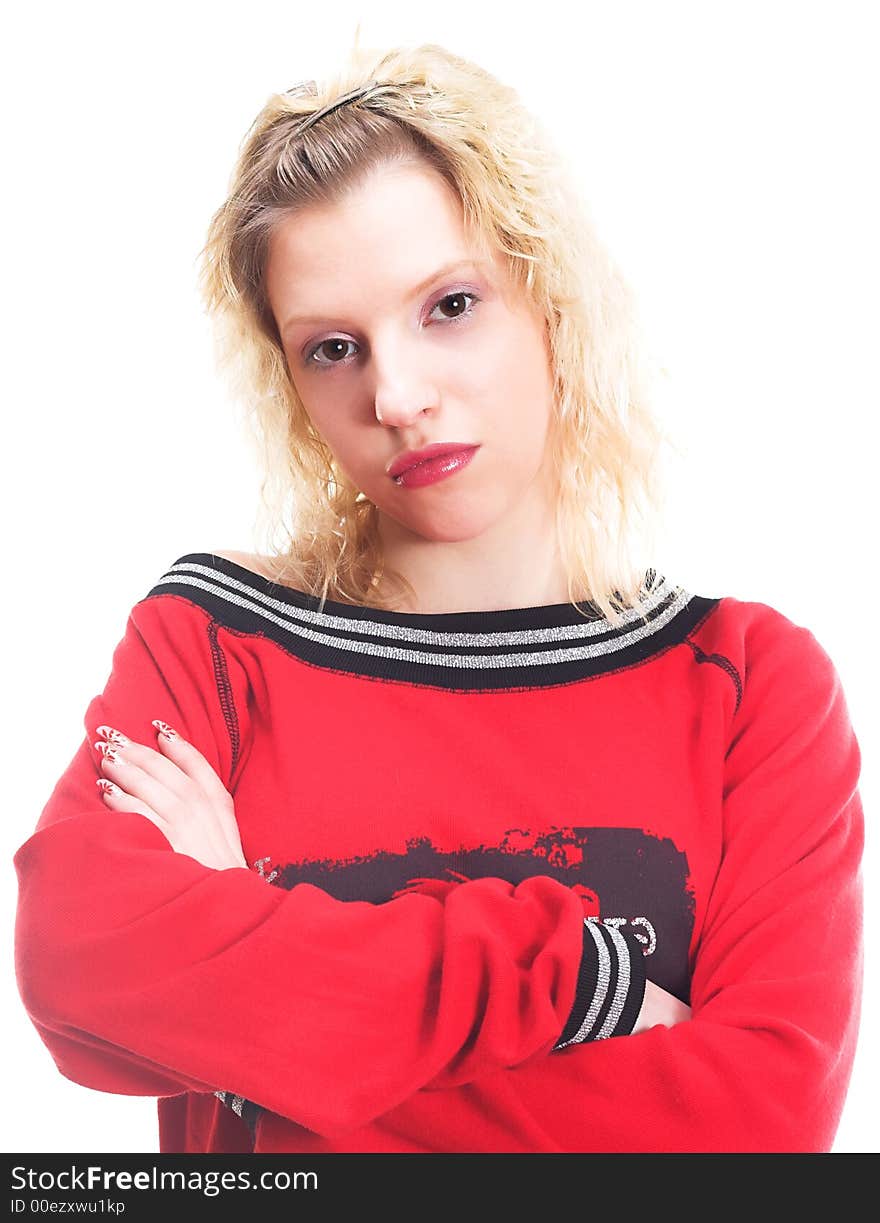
88, 722, 691, 1140
13, 591, 648, 1137
95, 726, 694, 1038
402, 610, 863, 1152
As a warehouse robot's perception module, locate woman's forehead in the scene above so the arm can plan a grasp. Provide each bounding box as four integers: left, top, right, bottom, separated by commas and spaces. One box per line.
270, 162, 468, 253
265, 170, 509, 322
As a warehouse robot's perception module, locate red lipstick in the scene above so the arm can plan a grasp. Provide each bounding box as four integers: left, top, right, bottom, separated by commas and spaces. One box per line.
387, 443, 480, 489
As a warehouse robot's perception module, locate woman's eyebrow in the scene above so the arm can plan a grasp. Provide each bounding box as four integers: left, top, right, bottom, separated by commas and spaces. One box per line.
279, 258, 490, 333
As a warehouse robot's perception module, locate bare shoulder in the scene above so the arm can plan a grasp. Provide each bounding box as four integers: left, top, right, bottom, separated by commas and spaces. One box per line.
211, 549, 277, 583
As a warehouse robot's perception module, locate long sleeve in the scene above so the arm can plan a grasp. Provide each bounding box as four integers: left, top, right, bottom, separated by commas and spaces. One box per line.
13, 589, 645, 1138
411, 608, 863, 1152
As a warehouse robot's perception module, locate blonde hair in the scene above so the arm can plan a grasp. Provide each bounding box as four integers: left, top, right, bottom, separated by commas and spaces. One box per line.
198, 38, 681, 625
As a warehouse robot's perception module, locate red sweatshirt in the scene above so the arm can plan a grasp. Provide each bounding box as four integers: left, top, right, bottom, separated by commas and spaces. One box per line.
13, 552, 864, 1152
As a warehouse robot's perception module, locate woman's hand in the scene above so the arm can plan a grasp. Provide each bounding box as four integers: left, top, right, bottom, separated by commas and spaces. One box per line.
633, 979, 692, 1033
93, 721, 248, 872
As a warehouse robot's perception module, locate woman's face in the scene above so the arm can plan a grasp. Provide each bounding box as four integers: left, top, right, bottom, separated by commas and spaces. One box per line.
265, 160, 558, 545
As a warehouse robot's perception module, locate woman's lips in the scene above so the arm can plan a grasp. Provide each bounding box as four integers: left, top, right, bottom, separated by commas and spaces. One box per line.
392, 446, 480, 488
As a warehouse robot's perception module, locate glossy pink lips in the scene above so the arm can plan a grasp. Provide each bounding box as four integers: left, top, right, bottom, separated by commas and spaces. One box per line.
392, 447, 479, 488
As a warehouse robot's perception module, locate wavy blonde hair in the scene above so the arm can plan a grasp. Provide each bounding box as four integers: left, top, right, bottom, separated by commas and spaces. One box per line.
198, 37, 681, 625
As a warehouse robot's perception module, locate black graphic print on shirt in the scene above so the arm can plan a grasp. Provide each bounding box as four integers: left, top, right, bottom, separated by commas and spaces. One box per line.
256, 825, 694, 1000
219, 826, 695, 1145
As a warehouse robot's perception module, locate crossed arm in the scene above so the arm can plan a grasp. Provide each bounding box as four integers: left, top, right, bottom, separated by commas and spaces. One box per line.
95, 718, 693, 1031
13, 598, 862, 1150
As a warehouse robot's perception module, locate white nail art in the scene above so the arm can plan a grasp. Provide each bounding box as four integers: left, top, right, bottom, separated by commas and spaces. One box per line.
96, 726, 129, 747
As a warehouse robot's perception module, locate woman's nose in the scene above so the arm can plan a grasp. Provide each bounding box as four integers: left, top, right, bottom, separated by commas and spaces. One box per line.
373, 362, 440, 426
374, 390, 438, 427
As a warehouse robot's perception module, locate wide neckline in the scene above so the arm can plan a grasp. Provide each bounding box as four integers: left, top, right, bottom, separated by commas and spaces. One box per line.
144, 552, 720, 692
171, 552, 662, 631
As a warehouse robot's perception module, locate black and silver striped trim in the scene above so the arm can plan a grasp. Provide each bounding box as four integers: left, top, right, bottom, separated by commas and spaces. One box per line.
214, 1089, 262, 1143
553, 918, 648, 1048
144, 552, 720, 691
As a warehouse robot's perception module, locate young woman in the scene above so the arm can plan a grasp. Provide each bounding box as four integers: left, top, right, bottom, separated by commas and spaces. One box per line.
13, 41, 863, 1154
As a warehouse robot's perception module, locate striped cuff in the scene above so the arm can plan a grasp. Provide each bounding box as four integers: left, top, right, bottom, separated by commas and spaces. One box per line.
215, 1090, 263, 1143
553, 918, 647, 1049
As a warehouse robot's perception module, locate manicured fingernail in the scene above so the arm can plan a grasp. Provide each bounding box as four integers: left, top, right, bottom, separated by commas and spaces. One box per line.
152, 720, 179, 740
96, 778, 120, 795
96, 726, 129, 747
95, 741, 122, 762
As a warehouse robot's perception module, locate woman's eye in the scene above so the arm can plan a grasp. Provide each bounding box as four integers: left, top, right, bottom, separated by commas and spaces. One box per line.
304, 290, 479, 371
430, 290, 478, 322
307, 338, 357, 369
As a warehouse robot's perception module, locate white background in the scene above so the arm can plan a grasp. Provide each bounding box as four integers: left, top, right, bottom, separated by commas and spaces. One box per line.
2, 0, 876, 1153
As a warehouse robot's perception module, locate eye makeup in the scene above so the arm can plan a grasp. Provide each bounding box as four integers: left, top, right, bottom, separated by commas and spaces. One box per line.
301, 285, 484, 372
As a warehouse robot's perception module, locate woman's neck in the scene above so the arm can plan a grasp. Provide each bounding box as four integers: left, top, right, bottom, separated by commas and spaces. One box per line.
373, 498, 576, 615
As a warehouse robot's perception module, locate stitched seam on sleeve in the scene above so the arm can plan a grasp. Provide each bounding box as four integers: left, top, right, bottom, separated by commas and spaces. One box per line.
207, 619, 241, 784
685, 638, 743, 713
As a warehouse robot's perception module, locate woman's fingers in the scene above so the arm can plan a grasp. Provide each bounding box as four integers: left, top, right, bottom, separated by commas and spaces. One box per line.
150, 721, 232, 802
93, 721, 246, 872
95, 777, 166, 835
95, 722, 231, 805
95, 726, 189, 798
95, 743, 178, 821
96, 721, 230, 802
